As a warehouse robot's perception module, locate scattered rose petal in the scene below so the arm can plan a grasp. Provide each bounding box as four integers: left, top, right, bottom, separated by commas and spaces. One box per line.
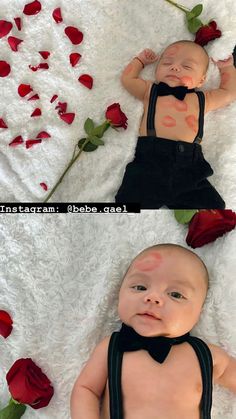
0, 118, 8, 129
18, 83, 33, 97
26, 139, 42, 148
65, 26, 83, 45
70, 53, 81, 67
27, 93, 39, 101
78, 74, 93, 89
14, 17, 22, 31
29, 63, 49, 71
39, 51, 50, 59
36, 131, 51, 139
52, 7, 63, 23
0, 61, 11, 77
0, 20, 13, 38
9, 135, 24, 147
50, 94, 58, 103
0, 310, 13, 338
55, 102, 67, 114
8, 36, 23, 52
23, 0, 42, 15
40, 182, 48, 191
60, 113, 75, 124
31, 108, 41, 117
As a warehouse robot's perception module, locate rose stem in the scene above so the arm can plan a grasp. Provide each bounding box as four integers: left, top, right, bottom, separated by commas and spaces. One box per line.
164, 0, 189, 13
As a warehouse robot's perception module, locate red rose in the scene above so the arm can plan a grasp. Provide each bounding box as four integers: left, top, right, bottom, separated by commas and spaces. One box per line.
186, 210, 236, 248
105, 103, 128, 129
194, 21, 221, 47
6, 358, 54, 409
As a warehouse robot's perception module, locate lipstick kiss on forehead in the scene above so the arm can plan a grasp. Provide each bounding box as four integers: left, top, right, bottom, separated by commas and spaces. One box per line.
134, 251, 163, 272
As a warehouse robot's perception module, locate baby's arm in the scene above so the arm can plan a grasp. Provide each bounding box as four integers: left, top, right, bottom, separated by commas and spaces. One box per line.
209, 343, 236, 393
205, 55, 236, 112
70, 336, 110, 419
121, 49, 159, 100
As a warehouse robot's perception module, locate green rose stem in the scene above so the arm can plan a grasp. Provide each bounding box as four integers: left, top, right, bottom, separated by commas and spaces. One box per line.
164, 0, 190, 12
43, 137, 91, 203
0, 398, 27, 418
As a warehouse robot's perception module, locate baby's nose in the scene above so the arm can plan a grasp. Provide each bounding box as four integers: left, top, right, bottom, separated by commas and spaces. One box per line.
144, 293, 163, 305
170, 63, 180, 71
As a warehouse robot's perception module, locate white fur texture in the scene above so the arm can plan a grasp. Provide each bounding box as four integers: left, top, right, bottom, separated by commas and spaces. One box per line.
0, 212, 236, 418
0, 0, 236, 204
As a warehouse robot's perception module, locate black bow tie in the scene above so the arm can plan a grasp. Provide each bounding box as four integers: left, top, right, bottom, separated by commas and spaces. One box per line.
118, 323, 190, 363
156, 82, 195, 101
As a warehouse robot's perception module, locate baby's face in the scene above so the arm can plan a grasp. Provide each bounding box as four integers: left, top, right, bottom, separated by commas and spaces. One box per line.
155, 42, 208, 89
118, 247, 207, 337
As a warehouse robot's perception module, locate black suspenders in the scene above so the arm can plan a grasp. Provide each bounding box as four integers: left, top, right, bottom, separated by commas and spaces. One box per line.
108, 331, 213, 419
146, 83, 205, 143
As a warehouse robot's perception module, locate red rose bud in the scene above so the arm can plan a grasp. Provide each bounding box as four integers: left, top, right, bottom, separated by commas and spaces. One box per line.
6, 358, 54, 409
194, 21, 221, 47
105, 103, 128, 129
0, 310, 13, 338
186, 210, 236, 248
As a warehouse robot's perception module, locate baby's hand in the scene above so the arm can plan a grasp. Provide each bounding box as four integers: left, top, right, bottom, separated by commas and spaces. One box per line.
212, 55, 234, 69
138, 49, 159, 65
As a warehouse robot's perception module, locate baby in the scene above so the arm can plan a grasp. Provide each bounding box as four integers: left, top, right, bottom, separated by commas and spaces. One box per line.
71, 243, 236, 419
115, 40, 236, 209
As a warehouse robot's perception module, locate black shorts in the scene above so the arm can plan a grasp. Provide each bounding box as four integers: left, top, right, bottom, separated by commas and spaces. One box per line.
115, 136, 225, 209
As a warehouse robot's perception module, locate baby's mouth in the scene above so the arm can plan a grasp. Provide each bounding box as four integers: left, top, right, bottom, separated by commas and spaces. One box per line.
138, 312, 161, 321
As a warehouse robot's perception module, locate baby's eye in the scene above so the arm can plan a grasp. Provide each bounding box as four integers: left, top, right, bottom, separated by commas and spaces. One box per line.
131, 285, 147, 291
169, 291, 185, 300
183, 65, 192, 69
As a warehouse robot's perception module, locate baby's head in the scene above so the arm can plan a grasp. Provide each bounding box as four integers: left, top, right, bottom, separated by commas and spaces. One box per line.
155, 40, 209, 89
118, 243, 209, 338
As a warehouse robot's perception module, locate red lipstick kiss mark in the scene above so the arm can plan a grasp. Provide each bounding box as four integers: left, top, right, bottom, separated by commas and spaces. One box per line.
174, 100, 188, 112
221, 72, 231, 87
162, 115, 176, 128
134, 252, 163, 272
124, 63, 133, 75
165, 45, 180, 56
185, 114, 198, 133
180, 76, 193, 87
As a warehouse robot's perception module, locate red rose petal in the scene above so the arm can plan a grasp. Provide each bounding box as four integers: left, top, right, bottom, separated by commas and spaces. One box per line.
9, 135, 24, 147
50, 94, 58, 103
14, 17, 22, 31
60, 113, 75, 124
0, 118, 8, 129
23, 0, 42, 15
29, 63, 49, 71
27, 93, 39, 101
55, 101, 67, 114
0, 61, 11, 77
65, 26, 83, 45
70, 53, 81, 67
18, 84, 33, 97
0, 20, 13, 38
39, 51, 50, 59
36, 131, 51, 139
78, 74, 93, 89
31, 108, 41, 117
52, 7, 63, 23
26, 139, 42, 148
8, 36, 23, 52
0, 310, 13, 338
40, 182, 48, 191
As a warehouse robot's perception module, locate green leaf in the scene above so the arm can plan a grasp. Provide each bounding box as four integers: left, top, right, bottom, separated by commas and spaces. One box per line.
186, 11, 195, 21
84, 118, 95, 136
78, 138, 98, 152
190, 4, 203, 17
92, 121, 110, 138
89, 136, 105, 146
174, 210, 198, 224
0, 402, 27, 419
187, 17, 203, 33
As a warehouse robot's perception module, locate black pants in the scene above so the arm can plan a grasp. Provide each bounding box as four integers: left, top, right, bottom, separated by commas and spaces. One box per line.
115, 136, 225, 209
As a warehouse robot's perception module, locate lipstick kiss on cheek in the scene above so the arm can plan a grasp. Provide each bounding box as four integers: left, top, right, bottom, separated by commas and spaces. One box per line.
180, 76, 193, 87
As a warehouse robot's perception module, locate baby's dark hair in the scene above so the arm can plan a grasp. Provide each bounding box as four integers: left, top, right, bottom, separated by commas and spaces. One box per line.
123, 243, 209, 289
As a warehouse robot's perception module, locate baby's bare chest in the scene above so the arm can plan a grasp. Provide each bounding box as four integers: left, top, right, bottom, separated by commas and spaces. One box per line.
139, 93, 200, 142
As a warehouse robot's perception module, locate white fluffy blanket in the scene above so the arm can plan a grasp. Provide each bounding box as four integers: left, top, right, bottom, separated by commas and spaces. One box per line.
0, 212, 236, 418
0, 0, 236, 204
